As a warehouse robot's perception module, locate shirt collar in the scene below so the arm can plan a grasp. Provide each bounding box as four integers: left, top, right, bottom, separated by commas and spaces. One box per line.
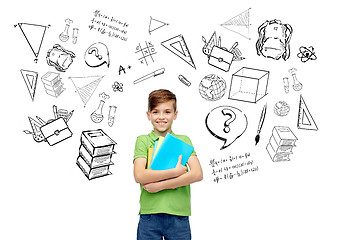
149, 130, 175, 141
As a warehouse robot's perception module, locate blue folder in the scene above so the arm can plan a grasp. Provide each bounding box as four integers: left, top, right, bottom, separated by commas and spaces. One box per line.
149, 133, 194, 170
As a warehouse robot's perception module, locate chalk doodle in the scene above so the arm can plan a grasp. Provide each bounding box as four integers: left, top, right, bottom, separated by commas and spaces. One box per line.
133, 68, 165, 84
135, 41, 156, 65
228, 67, 269, 103
205, 106, 248, 150
199, 74, 226, 101
274, 101, 290, 117
15, 22, 50, 62
88, 10, 129, 42
220, 8, 251, 40
297, 46, 317, 62
256, 19, 293, 61
209, 152, 259, 183
297, 95, 318, 131
20, 69, 38, 101
85, 42, 110, 68
266, 126, 297, 162
148, 16, 169, 35
41, 72, 65, 98
178, 75, 191, 87
69, 75, 104, 107
76, 129, 117, 180
112, 81, 123, 92
24, 105, 74, 146
46, 44, 76, 72
161, 35, 196, 69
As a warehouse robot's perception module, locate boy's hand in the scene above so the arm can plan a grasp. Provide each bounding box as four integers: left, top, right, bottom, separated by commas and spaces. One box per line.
142, 182, 164, 193
174, 155, 187, 177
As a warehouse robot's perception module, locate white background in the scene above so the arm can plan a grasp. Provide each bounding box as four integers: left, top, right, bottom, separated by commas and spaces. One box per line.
1, 0, 337, 239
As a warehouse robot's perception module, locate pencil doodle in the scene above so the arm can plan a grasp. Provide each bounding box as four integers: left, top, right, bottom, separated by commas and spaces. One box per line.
46, 44, 75, 72
283, 77, 289, 94
41, 72, 65, 98
148, 16, 169, 35
59, 18, 73, 42
133, 68, 165, 84
15, 22, 50, 62
135, 41, 156, 65
112, 81, 123, 92
178, 75, 191, 87
289, 68, 302, 91
256, 19, 293, 60
69, 75, 104, 107
297, 95, 318, 131
20, 69, 38, 101
91, 100, 105, 123
228, 67, 269, 103
205, 106, 248, 150
161, 35, 196, 69
85, 42, 110, 68
108, 105, 117, 127
202, 32, 244, 72
220, 8, 251, 40
297, 46, 317, 62
254, 103, 267, 145
266, 126, 297, 162
76, 129, 117, 180
24, 105, 74, 146
88, 10, 129, 42
119, 65, 132, 75
199, 74, 226, 101
274, 101, 290, 117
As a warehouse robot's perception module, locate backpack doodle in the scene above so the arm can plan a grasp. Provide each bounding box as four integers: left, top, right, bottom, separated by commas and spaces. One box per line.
256, 19, 293, 60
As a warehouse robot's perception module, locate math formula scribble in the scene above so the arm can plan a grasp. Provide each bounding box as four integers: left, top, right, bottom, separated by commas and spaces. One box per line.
209, 152, 259, 183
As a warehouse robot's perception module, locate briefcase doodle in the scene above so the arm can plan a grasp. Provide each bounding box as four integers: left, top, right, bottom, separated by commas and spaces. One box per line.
40, 117, 73, 146
208, 46, 234, 72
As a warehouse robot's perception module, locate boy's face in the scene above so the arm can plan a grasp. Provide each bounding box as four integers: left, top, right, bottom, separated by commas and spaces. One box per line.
147, 100, 178, 136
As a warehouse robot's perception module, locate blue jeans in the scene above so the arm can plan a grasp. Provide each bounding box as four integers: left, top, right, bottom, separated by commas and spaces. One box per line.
137, 213, 191, 240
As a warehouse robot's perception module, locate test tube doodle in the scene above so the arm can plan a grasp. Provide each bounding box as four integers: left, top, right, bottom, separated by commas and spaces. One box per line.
283, 77, 289, 93
108, 105, 117, 127
72, 28, 79, 44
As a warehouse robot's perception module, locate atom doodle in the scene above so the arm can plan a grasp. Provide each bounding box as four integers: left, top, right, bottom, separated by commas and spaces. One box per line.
112, 81, 123, 92
297, 46, 317, 62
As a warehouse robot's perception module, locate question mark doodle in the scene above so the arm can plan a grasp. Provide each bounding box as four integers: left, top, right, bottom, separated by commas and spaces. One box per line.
205, 106, 247, 150
88, 47, 103, 60
221, 108, 236, 133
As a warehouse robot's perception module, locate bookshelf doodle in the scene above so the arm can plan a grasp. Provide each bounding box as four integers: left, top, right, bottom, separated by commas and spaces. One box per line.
41, 72, 65, 98
205, 106, 248, 150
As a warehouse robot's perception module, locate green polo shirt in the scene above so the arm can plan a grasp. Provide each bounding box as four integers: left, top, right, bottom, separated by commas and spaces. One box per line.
134, 130, 197, 216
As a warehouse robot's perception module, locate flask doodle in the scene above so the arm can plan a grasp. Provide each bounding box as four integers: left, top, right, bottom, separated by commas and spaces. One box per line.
205, 106, 247, 150
84, 42, 110, 68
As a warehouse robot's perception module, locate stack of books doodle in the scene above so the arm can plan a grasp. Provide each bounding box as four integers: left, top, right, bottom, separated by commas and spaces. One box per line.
76, 129, 117, 180
41, 72, 65, 97
266, 126, 297, 162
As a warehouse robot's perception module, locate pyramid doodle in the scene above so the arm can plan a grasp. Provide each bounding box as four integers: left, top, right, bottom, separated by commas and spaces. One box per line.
221, 8, 251, 40
69, 76, 104, 107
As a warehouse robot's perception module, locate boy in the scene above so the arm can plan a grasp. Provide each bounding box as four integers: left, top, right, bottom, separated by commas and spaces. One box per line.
133, 89, 203, 240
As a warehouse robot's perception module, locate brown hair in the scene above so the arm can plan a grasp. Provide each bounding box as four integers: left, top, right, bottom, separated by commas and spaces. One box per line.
148, 89, 177, 111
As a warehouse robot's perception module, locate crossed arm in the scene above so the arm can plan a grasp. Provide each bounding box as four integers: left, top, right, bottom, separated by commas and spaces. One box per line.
133, 155, 203, 193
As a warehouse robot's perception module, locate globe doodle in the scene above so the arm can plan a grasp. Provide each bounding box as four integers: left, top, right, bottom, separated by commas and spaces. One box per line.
199, 74, 226, 101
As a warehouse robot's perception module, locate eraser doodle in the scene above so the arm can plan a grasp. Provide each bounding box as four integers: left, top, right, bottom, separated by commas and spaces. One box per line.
84, 42, 110, 68
205, 106, 248, 150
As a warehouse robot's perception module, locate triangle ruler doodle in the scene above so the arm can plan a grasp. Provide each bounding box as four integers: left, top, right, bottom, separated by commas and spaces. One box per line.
69, 75, 104, 107
17, 23, 47, 60
161, 34, 196, 69
297, 95, 318, 130
20, 69, 38, 101
220, 8, 251, 40
148, 16, 169, 35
